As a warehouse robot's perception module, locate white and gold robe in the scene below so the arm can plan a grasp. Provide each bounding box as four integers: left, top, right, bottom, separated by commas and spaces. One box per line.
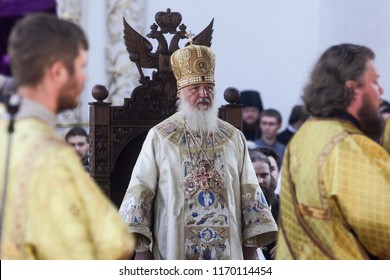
119, 112, 277, 259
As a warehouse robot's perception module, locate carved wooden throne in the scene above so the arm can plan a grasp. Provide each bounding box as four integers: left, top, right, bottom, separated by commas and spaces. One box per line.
89, 9, 242, 208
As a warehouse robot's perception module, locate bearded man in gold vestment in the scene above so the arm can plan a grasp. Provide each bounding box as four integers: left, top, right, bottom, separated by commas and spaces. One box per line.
0, 13, 135, 259
119, 40, 278, 260
276, 44, 390, 260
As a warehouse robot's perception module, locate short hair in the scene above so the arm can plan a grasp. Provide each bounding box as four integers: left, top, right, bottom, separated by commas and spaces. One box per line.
249, 149, 271, 169
260, 108, 282, 125
288, 105, 309, 125
65, 126, 89, 142
255, 146, 281, 171
303, 43, 374, 117
8, 13, 89, 86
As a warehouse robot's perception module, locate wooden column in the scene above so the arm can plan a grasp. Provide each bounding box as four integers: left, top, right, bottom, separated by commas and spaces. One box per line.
89, 85, 111, 196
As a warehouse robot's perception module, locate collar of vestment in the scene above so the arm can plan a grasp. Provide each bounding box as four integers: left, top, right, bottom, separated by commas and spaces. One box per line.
331, 112, 361, 130
154, 112, 236, 147
13, 97, 56, 128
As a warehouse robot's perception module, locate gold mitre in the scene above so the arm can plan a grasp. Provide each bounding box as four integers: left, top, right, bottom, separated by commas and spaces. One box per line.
170, 41, 216, 90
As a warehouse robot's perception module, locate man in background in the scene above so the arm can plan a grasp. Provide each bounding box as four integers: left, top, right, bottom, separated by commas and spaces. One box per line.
237, 90, 263, 141
249, 149, 279, 259
255, 108, 286, 163
65, 126, 90, 172
257, 146, 281, 196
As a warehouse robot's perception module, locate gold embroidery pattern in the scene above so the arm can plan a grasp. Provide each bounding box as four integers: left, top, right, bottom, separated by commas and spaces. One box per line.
177, 48, 192, 76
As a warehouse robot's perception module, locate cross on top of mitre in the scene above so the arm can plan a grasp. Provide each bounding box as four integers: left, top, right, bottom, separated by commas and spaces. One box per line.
186, 30, 195, 45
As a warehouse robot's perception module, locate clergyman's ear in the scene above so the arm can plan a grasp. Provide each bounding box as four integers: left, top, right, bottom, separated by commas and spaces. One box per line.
50, 61, 68, 82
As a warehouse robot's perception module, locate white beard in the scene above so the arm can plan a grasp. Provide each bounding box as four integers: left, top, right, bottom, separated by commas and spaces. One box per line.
178, 94, 219, 133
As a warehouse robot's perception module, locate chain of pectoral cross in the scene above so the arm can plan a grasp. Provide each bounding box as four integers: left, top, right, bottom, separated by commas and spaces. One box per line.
182, 118, 216, 168
182, 118, 223, 197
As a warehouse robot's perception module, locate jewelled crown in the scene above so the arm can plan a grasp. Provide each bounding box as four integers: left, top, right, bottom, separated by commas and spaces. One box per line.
170, 34, 216, 90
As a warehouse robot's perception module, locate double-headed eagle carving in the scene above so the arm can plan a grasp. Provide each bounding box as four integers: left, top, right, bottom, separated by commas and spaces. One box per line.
123, 8, 214, 80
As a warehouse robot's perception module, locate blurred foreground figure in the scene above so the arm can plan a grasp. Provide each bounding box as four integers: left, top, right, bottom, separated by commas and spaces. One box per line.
0, 13, 135, 259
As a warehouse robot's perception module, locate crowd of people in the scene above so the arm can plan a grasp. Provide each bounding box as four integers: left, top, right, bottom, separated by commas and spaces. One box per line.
1, 12, 389, 260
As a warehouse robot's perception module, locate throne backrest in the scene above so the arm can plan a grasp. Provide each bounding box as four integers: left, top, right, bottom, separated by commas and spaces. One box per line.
89, 9, 241, 208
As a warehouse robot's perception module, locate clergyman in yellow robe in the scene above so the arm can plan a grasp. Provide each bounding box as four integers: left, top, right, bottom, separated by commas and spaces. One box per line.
276, 118, 390, 259
276, 43, 390, 260
0, 100, 135, 259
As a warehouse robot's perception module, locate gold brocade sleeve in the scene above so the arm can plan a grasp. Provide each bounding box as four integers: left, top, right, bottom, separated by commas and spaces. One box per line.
26, 144, 136, 259
324, 134, 390, 259
276, 119, 390, 260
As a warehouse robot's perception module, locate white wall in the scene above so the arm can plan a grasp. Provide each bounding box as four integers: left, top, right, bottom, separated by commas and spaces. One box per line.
80, 0, 107, 123
82, 0, 390, 128
319, 0, 390, 103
